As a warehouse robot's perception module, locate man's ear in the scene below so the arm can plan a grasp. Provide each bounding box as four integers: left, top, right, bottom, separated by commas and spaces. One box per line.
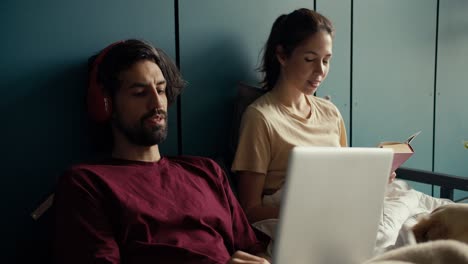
276, 45, 287, 66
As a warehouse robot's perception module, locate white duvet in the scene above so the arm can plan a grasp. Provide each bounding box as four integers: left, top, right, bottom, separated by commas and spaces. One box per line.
252, 180, 453, 256
375, 180, 452, 253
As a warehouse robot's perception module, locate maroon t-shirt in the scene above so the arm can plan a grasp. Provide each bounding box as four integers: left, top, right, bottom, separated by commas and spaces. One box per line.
54, 156, 265, 264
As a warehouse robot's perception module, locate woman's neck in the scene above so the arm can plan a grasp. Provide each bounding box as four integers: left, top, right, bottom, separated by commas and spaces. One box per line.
271, 78, 310, 113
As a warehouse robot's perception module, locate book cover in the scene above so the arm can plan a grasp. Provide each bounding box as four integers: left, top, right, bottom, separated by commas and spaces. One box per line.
377, 131, 421, 172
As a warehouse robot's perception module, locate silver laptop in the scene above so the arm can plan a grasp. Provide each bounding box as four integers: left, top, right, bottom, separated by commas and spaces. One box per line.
273, 147, 393, 264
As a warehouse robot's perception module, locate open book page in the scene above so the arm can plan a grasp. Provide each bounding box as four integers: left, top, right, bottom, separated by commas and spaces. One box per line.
378, 131, 421, 172
405, 131, 422, 144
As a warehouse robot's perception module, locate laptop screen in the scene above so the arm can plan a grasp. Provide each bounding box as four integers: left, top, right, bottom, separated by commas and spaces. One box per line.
274, 147, 392, 264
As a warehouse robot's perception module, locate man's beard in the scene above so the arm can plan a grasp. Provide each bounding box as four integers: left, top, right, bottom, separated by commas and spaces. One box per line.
114, 109, 168, 147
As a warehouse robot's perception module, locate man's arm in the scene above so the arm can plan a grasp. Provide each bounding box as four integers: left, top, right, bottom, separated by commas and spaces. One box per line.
212, 161, 270, 258
54, 169, 120, 264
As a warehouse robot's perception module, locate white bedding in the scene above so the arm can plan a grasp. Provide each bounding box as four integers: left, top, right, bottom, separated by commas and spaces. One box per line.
375, 180, 452, 254
252, 180, 453, 257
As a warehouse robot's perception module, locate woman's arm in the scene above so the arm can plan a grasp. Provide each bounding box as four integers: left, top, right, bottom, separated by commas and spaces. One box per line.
237, 171, 280, 223
228, 251, 270, 264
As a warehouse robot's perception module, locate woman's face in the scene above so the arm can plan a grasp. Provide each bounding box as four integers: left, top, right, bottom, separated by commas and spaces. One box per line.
277, 30, 332, 95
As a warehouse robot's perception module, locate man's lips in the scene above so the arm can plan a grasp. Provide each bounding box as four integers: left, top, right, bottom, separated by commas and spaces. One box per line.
145, 114, 165, 125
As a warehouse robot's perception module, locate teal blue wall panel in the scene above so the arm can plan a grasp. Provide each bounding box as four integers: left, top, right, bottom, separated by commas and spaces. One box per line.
316, 0, 352, 143
179, 0, 314, 157
434, 0, 468, 175
352, 0, 437, 193
435, 0, 468, 200
2, 0, 468, 262
0, 0, 175, 262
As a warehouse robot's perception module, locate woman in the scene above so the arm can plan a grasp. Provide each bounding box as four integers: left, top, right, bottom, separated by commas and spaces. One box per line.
231, 8, 347, 223
231, 10, 450, 256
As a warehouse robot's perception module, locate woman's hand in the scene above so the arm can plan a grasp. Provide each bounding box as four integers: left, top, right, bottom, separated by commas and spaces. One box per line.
388, 172, 397, 184
227, 251, 270, 264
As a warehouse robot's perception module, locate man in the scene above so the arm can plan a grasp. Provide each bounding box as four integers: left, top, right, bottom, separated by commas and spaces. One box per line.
54, 39, 270, 264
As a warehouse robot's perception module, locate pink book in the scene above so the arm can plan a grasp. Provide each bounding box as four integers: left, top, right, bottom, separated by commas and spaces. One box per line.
378, 131, 421, 172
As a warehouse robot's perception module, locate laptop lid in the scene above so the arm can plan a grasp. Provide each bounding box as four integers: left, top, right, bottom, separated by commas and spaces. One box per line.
273, 147, 393, 264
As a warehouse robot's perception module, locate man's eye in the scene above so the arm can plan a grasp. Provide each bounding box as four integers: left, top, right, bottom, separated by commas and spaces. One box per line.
133, 91, 146, 96
157, 89, 166, 95
323, 60, 330, 65
305, 58, 315, 62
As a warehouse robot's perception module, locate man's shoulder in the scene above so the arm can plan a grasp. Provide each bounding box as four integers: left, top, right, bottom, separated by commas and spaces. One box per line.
167, 156, 225, 181
65, 159, 113, 175
167, 156, 221, 170
59, 162, 109, 184
60, 157, 135, 184
55, 163, 108, 195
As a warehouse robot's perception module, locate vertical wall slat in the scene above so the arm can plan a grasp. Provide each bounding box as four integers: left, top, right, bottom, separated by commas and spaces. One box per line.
352, 0, 438, 193
435, 0, 468, 200
316, 0, 352, 144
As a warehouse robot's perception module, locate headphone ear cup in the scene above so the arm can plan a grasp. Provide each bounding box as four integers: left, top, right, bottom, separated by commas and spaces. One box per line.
104, 97, 112, 116
87, 41, 124, 123
87, 80, 111, 123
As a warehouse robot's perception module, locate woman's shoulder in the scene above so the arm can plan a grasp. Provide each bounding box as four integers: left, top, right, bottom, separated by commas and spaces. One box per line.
247, 92, 278, 115
309, 95, 342, 117
310, 95, 335, 107
309, 95, 337, 110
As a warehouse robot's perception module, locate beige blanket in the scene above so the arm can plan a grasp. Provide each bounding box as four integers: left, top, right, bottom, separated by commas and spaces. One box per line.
365, 240, 468, 264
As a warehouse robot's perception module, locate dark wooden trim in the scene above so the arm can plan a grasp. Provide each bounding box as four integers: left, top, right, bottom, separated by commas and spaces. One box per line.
174, 0, 183, 155
396, 167, 468, 200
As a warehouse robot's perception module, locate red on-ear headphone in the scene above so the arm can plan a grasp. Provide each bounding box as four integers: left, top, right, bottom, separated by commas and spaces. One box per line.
87, 41, 125, 123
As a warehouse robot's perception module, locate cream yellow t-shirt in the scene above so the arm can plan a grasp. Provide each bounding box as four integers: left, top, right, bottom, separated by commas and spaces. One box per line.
231, 92, 348, 194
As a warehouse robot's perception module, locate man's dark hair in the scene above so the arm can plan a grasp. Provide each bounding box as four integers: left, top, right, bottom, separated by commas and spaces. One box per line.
88, 39, 186, 105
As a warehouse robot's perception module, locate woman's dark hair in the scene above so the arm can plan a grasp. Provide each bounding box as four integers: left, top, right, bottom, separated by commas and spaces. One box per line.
259, 8, 334, 90
88, 39, 186, 105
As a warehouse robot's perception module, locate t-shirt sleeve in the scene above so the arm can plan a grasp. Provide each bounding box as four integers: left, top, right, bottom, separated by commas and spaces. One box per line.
54, 169, 120, 264
231, 107, 271, 174
326, 99, 348, 148
338, 115, 348, 147
212, 161, 268, 255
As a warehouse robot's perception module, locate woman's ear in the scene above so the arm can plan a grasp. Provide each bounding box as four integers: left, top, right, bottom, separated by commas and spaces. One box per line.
275, 45, 287, 66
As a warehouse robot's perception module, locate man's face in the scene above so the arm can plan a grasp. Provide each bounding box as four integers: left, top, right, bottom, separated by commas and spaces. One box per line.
112, 59, 168, 147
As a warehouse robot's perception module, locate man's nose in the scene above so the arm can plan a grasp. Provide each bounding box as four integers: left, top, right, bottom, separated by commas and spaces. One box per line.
148, 88, 163, 109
